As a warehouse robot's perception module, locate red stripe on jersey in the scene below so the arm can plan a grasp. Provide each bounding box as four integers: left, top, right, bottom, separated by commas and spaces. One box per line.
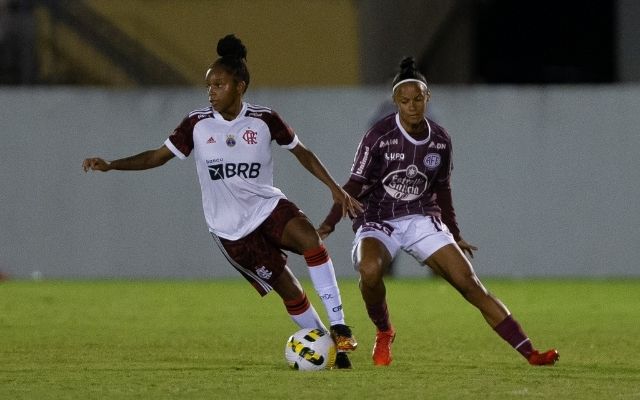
303, 245, 330, 267
284, 293, 310, 315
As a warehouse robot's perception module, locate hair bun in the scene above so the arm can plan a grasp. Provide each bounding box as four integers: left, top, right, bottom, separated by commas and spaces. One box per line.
399, 57, 416, 72
391, 56, 427, 92
217, 34, 247, 60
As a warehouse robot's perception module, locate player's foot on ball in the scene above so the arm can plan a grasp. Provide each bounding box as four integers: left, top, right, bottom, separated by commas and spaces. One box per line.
334, 351, 352, 369
330, 324, 358, 352
528, 349, 559, 366
372, 327, 396, 366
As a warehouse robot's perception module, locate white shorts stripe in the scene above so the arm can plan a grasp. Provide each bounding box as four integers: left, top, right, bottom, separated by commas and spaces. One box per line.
211, 233, 273, 294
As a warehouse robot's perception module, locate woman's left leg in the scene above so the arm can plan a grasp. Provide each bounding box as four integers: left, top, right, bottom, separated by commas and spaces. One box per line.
425, 244, 558, 365
425, 243, 508, 326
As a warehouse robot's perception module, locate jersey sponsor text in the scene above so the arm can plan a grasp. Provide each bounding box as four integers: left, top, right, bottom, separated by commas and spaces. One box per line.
208, 162, 261, 180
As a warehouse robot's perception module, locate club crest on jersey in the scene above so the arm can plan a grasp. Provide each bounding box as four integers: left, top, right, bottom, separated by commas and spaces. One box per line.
242, 129, 258, 144
226, 134, 236, 147
406, 164, 419, 178
424, 153, 441, 169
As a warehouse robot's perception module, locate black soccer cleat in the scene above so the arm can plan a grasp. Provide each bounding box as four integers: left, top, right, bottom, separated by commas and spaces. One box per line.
334, 351, 353, 369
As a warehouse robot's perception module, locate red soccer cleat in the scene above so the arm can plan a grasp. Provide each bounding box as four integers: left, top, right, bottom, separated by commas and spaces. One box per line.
528, 349, 559, 366
372, 328, 396, 366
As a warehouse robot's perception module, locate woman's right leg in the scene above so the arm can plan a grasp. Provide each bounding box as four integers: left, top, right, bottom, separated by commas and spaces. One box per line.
355, 237, 396, 365
356, 237, 392, 311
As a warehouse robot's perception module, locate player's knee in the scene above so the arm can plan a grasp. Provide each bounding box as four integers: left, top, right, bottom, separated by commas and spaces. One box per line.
288, 221, 322, 252
358, 260, 384, 286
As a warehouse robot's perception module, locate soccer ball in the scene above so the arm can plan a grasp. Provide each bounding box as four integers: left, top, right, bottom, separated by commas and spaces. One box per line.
285, 328, 336, 371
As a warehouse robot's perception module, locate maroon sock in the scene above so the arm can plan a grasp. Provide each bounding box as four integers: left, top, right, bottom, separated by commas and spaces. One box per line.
493, 315, 534, 359
366, 301, 391, 332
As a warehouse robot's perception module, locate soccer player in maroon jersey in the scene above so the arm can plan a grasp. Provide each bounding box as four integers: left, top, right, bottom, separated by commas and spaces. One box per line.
319, 57, 559, 367
83, 34, 360, 368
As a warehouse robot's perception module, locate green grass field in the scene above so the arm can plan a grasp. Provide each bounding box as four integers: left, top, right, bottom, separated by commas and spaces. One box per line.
1, 278, 639, 399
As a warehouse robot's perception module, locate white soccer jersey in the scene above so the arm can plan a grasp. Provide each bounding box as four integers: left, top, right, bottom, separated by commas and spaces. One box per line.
164, 102, 299, 240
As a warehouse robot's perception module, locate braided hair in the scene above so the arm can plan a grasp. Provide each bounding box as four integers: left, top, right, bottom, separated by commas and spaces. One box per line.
213, 34, 250, 92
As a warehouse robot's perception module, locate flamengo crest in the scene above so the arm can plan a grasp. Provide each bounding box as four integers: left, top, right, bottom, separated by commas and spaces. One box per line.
242, 129, 258, 144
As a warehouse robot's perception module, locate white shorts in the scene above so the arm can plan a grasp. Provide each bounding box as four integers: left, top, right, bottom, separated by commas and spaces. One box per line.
351, 215, 456, 269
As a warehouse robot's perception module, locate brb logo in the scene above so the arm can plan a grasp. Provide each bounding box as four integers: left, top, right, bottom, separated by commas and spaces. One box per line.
208, 163, 261, 180
242, 129, 258, 144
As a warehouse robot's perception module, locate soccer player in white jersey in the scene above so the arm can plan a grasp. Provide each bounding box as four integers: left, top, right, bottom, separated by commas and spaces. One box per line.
83, 34, 360, 368
319, 57, 559, 367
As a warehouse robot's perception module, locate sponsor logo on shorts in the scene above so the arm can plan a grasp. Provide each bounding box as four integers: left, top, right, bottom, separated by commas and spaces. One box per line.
361, 222, 393, 236
424, 153, 441, 169
256, 266, 272, 280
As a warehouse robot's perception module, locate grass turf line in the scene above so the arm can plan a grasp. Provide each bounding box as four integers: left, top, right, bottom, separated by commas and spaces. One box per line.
1, 278, 639, 399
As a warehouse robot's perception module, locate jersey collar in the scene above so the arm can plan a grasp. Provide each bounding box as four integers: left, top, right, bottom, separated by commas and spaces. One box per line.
395, 113, 431, 145
212, 102, 248, 123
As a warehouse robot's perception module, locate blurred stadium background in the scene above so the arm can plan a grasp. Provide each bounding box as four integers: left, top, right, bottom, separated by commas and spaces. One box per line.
1, 0, 639, 279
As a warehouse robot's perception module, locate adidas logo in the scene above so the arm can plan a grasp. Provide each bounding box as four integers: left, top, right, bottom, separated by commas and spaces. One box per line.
207, 137, 216, 144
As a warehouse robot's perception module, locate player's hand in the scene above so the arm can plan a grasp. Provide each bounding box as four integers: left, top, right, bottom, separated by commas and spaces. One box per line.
317, 223, 334, 240
331, 187, 363, 219
457, 239, 478, 259
82, 157, 111, 172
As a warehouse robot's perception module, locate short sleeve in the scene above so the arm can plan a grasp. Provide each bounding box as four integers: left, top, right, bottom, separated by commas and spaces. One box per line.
265, 111, 296, 147
166, 115, 197, 159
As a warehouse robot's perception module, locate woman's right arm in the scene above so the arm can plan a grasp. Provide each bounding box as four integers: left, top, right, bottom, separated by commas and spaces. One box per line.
317, 178, 364, 239
82, 145, 175, 172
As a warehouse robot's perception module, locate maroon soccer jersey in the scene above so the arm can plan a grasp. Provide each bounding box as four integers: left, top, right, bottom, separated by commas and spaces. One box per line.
350, 113, 460, 239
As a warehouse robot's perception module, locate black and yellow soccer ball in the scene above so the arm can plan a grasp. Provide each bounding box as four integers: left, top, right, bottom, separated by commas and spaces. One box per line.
284, 328, 337, 371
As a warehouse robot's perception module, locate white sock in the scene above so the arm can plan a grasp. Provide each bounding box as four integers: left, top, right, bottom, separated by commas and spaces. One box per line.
284, 293, 327, 330
290, 306, 326, 330
304, 246, 346, 326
